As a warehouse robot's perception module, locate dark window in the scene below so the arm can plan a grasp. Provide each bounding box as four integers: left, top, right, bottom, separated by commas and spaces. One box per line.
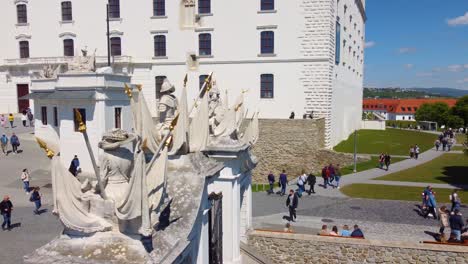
114, 107, 122, 129
17, 4, 27, 23
73, 108, 86, 132
61, 1, 73, 21
53, 107, 58, 127
199, 33, 211, 56
198, 0, 211, 14
261, 0, 274, 10
41, 106, 48, 125
19, 41, 29, 58
260, 74, 274, 98
335, 21, 341, 65
109, 0, 120, 18
401, 107, 405, 111
155, 76, 166, 99
199, 75, 208, 90
153, 0, 165, 16
63, 39, 74, 56
260, 31, 274, 54
110, 37, 122, 56
154, 35, 166, 57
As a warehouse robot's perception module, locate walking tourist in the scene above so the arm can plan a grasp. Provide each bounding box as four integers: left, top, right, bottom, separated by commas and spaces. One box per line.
0, 115, 6, 128
442, 137, 448, 151
319, 225, 329, 235
424, 188, 437, 219
351, 225, 365, 238
438, 206, 450, 239
279, 170, 288, 196
447, 138, 453, 151
379, 153, 385, 169
328, 164, 336, 185
21, 112, 27, 127
27, 110, 34, 127
30, 187, 42, 214
10, 133, 20, 154
435, 139, 440, 151
321, 165, 330, 189
0, 134, 8, 155
340, 225, 352, 236
409, 145, 414, 158
329, 226, 339, 236
334, 164, 342, 189
286, 189, 298, 222
21, 169, 30, 194
0, 195, 13, 230
296, 170, 307, 197
449, 209, 464, 241
307, 172, 316, 194
8, 113, 14, 128
450, 189, 461, 212
384, 153, 391, 171
414, 145, 420, 159
68, 155, 81, 176
267, 172, 275, 195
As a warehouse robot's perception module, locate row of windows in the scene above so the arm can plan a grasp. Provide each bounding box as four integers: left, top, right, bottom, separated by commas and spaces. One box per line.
16, 0, 276, 24
40, 107, 123, 130
155, 74, 274, 100
18, 31, 274, 59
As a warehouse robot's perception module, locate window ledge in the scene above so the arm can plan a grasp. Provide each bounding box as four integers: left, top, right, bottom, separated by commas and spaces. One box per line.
198, 55, 213, 58
197, 13, 213, 17
257, 10, 277, 14
59, 20, 74, 25
258, 53, 277, 57
151, 15, 167, 19
260, 97, 275, 100
109, 17, 123, 22
15, 23, 29, 27
152, 56, 168, 60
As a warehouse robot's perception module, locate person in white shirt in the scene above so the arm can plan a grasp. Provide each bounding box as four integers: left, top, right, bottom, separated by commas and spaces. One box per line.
297, 170, 307, 197
20, 169, 30, 194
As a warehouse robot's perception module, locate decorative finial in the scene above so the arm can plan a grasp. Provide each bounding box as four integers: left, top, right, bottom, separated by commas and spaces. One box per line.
36, 137, 55, 158
136, 84, 143, 91
124, 83, 133, 98
74, 109, 87, 132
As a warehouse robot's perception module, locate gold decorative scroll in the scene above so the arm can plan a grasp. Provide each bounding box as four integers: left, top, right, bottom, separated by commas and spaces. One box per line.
36, 137, 55, 158
74, 109, 87, 132
124, 83, 133, 98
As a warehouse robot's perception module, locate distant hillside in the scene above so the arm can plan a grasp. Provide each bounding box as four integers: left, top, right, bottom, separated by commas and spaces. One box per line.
364, 87, 468, 98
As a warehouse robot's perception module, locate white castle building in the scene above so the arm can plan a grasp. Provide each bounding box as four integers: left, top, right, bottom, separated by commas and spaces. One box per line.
0, 0, 366, 147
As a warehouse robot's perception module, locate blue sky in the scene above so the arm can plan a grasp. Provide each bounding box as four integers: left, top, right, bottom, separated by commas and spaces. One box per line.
363, 0, 468, 89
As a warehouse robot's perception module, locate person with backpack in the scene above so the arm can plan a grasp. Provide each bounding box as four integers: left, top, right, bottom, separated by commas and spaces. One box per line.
20, 169, 30, 194
10, 133, 20, 154
279, 170, 288, 196
30, 187, 42, 214
267, 172, 275, 195
307, 173, 316, 194
0, 134, 8, 155
450, 189, 461, 212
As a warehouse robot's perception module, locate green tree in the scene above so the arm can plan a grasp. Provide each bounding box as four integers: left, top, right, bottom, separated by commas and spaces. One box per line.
415, 102, 451, 125
446, 115, 464, 129
452, 95, 468, 126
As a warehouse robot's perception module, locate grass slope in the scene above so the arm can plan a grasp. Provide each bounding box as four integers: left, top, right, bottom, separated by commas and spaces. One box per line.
340, 156, 406, 176
341, 184, 467, 203
333, 129, 435, 155
376, 153, 468, 185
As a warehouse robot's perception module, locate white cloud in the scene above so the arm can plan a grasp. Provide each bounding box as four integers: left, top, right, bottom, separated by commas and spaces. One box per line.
447, 12, 468, 26
364, 41, 376, 48
398, 47, 417, 54
448, 64, 465, 72
404, 64, 414, 69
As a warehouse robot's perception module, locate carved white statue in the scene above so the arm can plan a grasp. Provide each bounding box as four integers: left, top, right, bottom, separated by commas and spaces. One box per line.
157, 79, 179, 138
67, 47, 96, 73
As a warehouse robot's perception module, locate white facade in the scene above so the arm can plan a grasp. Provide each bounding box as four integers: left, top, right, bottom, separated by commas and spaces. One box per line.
0, 0, 366, 147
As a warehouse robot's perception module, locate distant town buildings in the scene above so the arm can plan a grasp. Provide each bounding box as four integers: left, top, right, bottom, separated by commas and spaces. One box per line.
363, 98, 458, 121
0, 0, 366, 148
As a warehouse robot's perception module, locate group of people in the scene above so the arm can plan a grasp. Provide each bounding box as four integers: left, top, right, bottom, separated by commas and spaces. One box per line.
1, 168, 43, 230
0, 133, 21, 155
321, 164, 342, 189
0, 109, 34, 129
435, 129, 455, 151
378, 153, 392, 171
267, 170, 317, 197
319, 224, 365, 238
409, 144, 420, 159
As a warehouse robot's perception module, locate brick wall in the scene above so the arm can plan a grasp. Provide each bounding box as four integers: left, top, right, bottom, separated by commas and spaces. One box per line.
248, 231, 468, 264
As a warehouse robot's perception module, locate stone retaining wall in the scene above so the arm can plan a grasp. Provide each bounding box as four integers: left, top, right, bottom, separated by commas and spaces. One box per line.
251, 118, 367, 183
248, 231, 468, 264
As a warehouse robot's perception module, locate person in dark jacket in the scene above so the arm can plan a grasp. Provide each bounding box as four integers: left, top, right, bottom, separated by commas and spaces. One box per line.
0, 195, 13, 230
351, 224, 364, 238
307, 173, 316, 194
286, 190, 299, 222
449, 209, 464, 241
10, 133, 20, 154
267, 172, 275, 194
68, 155, 80, 176
30, 187, 42, 214
279, 170, 288, 196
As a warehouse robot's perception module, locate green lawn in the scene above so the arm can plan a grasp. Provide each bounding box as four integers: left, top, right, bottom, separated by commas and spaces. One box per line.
340, 156, 406, 175
341, 184, 467, 203
455, 133, 467, 145
376, 153, 468, 185
452, 145, 464, 151
333, 129, 435, 155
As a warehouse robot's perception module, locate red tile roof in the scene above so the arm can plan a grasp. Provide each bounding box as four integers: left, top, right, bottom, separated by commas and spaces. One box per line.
363, 98, 457, 114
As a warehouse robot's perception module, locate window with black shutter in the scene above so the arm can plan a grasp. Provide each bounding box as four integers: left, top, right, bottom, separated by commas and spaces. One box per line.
17, 4, 27, 23
19, 41, 29, 58
198, 0, 211, 14
154, 35, 166, 57
63, 39, 74, 56
199, 33, 211, 56
41, 106, 48, 125
260, 0, 274, 11
260, 74, 274, 99
109, 0, 120, 18
260, 31, 274, 54
153, 0, 165, 16
110, 37, 121, 56
61, 1, 73, 21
